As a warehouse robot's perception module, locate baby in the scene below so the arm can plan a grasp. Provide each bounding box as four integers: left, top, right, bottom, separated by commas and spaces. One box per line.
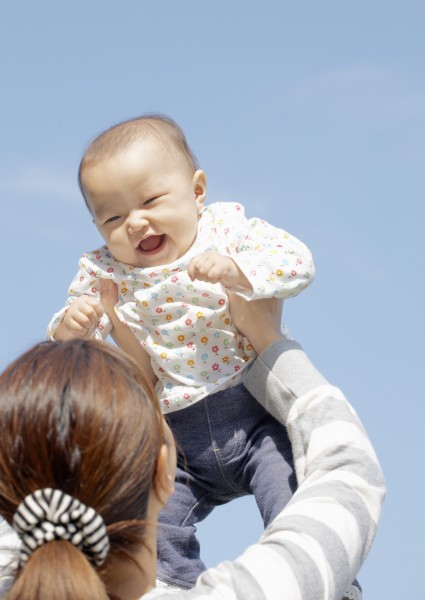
49, 115, 315, 588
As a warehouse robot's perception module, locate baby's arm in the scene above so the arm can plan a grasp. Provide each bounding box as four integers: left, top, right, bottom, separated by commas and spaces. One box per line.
191, 203, 314, 299
48, 254, 112, 341
54, 296, 104, 340
49, 256, 156, 385
188, 250, 253, 292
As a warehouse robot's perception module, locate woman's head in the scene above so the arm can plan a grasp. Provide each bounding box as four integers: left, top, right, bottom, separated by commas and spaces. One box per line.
0, 339, 175, 600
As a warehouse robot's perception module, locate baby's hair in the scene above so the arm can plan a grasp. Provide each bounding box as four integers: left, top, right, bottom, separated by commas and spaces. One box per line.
79, 114, 199, 197
0, 338, 165, 600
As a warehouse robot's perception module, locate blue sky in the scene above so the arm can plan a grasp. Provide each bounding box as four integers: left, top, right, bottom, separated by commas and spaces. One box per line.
1, 2, 423, 597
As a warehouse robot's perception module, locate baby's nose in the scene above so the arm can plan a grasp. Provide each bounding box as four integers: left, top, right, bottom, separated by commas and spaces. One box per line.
127, 211, 148, 234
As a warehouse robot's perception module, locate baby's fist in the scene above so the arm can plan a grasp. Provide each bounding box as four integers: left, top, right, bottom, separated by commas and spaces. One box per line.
54, 296, 104, 340
188, 251, 252, 291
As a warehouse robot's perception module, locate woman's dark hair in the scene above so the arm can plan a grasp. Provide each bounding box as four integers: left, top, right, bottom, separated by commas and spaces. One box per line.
0, 339, 164, 599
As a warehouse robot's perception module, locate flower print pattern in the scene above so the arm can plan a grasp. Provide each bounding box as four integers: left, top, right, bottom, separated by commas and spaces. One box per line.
48, 202, 314, 413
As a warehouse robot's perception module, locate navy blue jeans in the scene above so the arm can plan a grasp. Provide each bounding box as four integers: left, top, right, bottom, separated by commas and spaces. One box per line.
157, 383, 296, 588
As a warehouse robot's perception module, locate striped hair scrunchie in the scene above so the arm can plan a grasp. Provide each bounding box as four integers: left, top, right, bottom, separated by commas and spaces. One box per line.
12, 488, 110, 566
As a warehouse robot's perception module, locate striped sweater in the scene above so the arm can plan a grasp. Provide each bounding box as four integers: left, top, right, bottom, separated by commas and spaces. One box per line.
145, 339, 386, 599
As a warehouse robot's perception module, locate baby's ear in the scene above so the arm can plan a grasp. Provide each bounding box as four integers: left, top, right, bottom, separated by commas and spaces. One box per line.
192, 170, 207, 209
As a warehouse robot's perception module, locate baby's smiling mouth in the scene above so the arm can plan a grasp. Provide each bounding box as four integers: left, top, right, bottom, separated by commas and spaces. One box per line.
138, 234, 166, 253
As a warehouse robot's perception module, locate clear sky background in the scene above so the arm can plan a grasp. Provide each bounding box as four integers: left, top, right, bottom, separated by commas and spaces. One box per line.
1, 2, 423, 597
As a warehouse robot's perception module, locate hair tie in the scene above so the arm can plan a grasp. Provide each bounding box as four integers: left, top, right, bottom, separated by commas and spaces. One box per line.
13, 489, 110, 566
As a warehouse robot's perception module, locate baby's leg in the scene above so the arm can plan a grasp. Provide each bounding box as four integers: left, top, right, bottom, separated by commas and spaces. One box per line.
157, 396, 243, 589
157, 461, 215, 588
239, 395, 296, 527
157, 385, 293, 589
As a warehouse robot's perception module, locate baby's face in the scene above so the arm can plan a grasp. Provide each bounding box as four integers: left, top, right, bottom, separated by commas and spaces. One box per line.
81, 138, 206, 268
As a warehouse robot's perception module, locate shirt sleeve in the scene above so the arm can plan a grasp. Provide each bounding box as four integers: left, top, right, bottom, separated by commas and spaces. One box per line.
214, 203, 315, 300
142, 339, 385, 600
47, 254, 112, 340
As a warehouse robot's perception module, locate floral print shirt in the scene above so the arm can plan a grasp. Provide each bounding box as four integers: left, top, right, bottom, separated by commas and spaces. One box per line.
49, 202, 315, 413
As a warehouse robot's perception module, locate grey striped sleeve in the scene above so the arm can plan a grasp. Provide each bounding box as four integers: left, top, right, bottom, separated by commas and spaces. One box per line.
244, 339, 386, 598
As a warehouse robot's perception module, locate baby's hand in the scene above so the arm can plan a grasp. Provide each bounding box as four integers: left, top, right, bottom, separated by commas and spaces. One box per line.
188, 251, 252, 291
54, 296, 104, 340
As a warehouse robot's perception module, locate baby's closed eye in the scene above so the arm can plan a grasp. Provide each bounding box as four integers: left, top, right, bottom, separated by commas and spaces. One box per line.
104, 215, 121, 224
143, 196, 159, 206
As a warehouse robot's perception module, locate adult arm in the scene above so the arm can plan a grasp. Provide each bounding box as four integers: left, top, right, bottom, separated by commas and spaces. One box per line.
101, 280, 157, 389
240, 339, 385, 599
229, 295, 384, 599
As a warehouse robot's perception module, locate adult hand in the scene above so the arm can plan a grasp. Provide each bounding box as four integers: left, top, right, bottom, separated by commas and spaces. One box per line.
100, 279, 158, 388
99, 279, 119, 316
228, 293, 285, 355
